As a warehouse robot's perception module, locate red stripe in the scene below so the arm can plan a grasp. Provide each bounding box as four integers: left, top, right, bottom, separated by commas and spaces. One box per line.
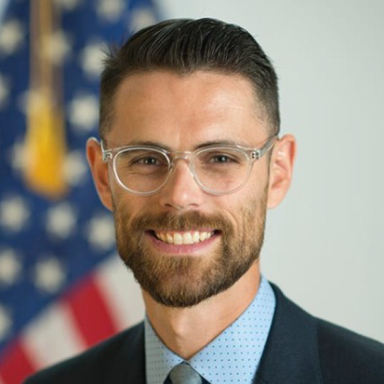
0, 341, 36, 384
64, 275, 118, 347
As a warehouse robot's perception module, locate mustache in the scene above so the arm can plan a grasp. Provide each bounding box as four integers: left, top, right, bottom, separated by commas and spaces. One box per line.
129, 211, 233, 233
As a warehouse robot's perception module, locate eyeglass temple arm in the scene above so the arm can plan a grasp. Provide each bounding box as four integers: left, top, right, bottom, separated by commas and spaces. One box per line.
98, 139, 113, 162
86, 137, 111, 162
251, 136, 278, 160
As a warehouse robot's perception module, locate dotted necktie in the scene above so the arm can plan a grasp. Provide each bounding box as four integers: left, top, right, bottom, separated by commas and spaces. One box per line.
169, 362, 203, 384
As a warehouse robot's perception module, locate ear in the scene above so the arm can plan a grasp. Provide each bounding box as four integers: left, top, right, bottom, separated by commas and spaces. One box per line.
86, 137, 113, 211
267, 134, 296, 209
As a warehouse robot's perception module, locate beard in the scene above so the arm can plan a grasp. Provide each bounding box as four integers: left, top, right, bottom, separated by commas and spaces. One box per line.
113, 190, 268, 308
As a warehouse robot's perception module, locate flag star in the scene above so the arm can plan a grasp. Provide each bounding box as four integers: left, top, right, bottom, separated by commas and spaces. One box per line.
80, 41, 106, 79
0, 196, 30, 232
129, 8, 156, 32
42, 30, 72, 65
68, 93, 99, 133
0, 73, 10, 108
46, 202, 77, 239
0, 248, 22, 286
64, 150, 89, 186
0, 19, 24, 55
34, 257, 66, 294
86, 213, 115, 251
54, 0, 82, 11
96, 0, 125, 22
0, 305, 11, 341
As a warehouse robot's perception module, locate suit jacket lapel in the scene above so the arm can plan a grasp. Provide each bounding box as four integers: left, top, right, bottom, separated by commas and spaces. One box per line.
253, 284, 323, 384
106, 322, 146, 384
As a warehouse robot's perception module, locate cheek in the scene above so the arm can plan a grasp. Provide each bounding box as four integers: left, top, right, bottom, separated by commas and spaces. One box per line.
112, 188, 147, 218
249, 159, 270, 187
244, 166, 270, 204
222, 177, 268, 226
232, 173, 267, 206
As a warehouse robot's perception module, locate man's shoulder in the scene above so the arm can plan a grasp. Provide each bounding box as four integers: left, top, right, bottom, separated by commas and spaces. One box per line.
23, 322, 145, 384
317, 318, 384, 383
266, 283, 384, 384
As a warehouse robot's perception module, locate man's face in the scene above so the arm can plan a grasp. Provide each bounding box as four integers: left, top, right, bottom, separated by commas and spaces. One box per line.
106, 71, 272, 307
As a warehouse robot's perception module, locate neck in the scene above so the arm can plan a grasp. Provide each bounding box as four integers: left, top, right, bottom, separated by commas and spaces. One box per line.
143, 262, 261, 360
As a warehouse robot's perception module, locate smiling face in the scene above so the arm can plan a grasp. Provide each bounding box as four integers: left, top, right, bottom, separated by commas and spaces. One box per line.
88, 70, 293, 307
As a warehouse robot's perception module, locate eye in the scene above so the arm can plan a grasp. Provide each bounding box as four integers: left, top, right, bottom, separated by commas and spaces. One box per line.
204, 151, 243, 164
210, 154, 235, 163
135, 156, 162, 165
127, 151, 168, 167
196, 149, 246, 169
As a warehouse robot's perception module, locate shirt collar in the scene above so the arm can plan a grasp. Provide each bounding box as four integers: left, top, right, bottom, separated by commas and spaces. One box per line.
145, 276, 276, 384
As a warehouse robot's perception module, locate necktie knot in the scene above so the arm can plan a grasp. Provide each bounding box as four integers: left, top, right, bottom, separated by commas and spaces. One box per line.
169, 362, 203, 384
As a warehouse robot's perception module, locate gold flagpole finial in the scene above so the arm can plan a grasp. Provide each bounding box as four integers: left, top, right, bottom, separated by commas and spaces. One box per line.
23, 0, 67, 199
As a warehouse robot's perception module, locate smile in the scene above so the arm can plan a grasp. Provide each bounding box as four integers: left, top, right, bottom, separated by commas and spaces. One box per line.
153, 230, 215, 245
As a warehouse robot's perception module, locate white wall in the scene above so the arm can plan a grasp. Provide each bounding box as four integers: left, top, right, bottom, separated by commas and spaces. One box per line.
156, 0, 384, 343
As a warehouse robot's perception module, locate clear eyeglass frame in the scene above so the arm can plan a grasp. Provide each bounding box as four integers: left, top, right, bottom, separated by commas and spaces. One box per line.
99, 135, 278, 196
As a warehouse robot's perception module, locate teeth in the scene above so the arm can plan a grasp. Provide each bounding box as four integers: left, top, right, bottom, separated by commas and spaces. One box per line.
183, 232, 193, 244
155, 231, 213, 245
174, 233, 183, 245
166, 233, 174, 244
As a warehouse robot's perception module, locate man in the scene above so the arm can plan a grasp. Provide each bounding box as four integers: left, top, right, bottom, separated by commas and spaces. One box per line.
25, 18, 384, 384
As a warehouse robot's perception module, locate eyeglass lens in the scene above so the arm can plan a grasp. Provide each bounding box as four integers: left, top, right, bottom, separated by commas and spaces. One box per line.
114, 148, 251, 194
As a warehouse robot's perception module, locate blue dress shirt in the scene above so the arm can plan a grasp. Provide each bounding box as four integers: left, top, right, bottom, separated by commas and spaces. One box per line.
145, 276, 276, 384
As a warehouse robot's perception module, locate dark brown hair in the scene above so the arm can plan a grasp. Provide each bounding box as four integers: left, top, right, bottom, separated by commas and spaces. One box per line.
100, 18, 280, 139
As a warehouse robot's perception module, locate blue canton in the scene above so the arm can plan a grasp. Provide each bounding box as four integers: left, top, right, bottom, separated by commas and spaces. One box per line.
145, 276, 276, 384
0, 0, 159, 359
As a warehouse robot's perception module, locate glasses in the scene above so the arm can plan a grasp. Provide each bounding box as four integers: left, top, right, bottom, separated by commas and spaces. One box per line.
100, 136, 277, 196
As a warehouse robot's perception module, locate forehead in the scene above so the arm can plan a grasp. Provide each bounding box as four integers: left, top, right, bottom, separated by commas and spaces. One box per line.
107, 70, 268, 149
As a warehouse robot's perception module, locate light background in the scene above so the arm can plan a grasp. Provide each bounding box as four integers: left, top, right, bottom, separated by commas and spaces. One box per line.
155, 0, 384, 343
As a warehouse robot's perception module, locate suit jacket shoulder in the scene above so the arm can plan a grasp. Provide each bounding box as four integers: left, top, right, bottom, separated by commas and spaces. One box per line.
23, 322, 146, 384
255, 283, 384, 384
318, 318, 384, 384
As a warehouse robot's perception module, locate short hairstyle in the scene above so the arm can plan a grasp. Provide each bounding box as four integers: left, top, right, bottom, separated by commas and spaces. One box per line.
100, 18, 280, 139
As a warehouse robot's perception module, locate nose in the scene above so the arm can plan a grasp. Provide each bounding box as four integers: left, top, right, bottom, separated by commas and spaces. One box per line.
158, 159, 205, 210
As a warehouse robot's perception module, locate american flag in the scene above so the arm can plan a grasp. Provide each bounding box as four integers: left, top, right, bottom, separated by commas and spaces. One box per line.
0, 1, 158, 383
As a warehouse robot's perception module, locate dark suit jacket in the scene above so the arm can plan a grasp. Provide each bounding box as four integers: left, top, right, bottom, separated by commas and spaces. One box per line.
24, 284, 384, 384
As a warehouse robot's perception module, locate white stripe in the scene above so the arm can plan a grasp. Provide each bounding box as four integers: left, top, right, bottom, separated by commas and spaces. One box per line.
0, 0, 10, 25
95, 255, 145, 330
22, 302, 84, 369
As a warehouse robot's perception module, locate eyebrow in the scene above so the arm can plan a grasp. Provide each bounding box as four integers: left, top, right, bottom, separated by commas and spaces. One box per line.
127, 140, 173, 151
125, 139, 251, 151
196, 140, 250, 149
